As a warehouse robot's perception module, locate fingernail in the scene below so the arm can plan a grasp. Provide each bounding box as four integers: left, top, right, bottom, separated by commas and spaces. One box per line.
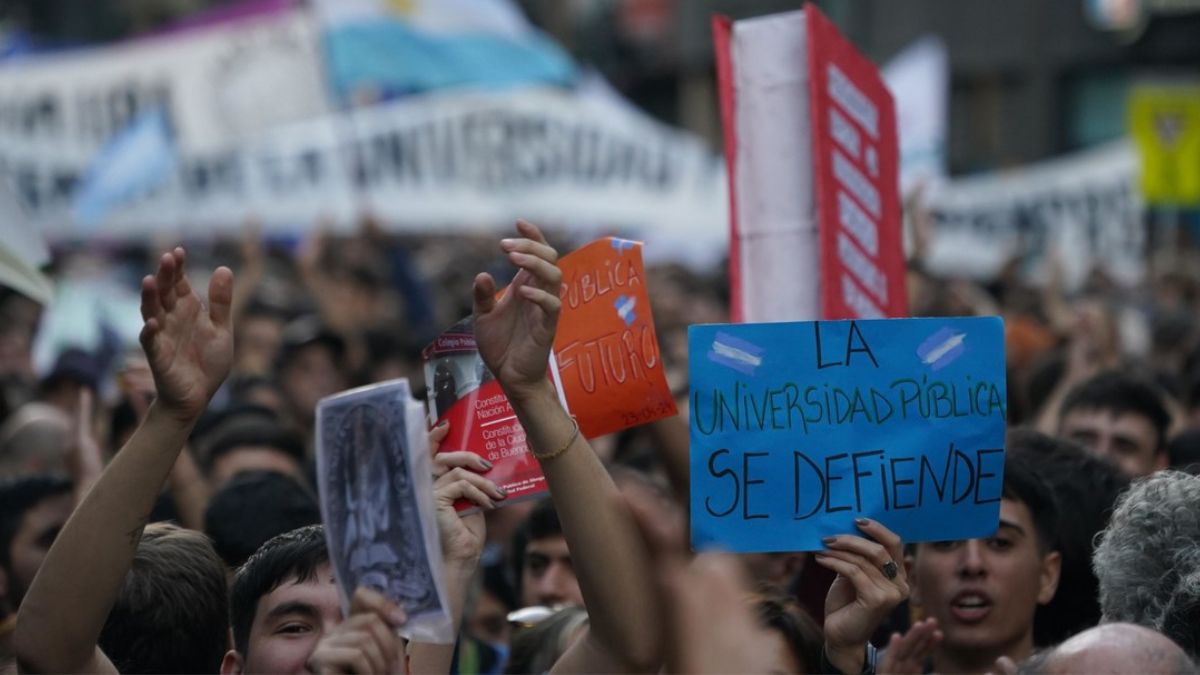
821, 536, 837, 545
855, 517, 870, 526
388, 608, 407, 626
481, 459, 494, 470
496, 486, 508, 498
501, 238, 517, 248
436, 420, 448, 428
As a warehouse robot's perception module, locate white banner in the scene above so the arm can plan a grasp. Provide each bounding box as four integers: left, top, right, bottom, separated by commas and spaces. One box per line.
0, 87, 727, 240
925, 141, 1144, 288
0, 8, 328, 153
884, 36, 948, 195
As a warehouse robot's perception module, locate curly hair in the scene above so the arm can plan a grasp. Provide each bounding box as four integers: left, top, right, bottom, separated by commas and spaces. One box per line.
1093, 471, 1200, 657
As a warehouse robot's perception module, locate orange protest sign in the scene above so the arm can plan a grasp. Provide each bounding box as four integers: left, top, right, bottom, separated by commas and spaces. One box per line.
554, 238, 677, 438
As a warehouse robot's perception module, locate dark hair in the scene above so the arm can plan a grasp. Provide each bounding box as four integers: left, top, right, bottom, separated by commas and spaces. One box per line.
1168, 430, 1200, 476
197, 406, 306, 476
510, 497, 562, 601
999, 448, 1061, 555
204, 471, 322, 569
228, 375, 285, 406
0, 474, 72, 573
1060, 370, 1172, 455
98, 523, 229, 674
1008, 429, 1130, 646
108, 397, 139, 451
277, 316, 345, 373
754, 593, 823, 673
230, 524, 329, 656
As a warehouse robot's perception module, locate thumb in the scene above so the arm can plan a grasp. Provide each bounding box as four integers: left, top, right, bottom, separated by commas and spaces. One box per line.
428, 421, 450, 454
208, 266, 235, 328
472, 273, 497, 316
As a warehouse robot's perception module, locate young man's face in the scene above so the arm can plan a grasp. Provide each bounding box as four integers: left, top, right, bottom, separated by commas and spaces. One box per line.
521, 536, 583, 608
1059, 407, 1165, 477
910, 498, 1060, 659
280, 346, 344, 424
223, 562, 343, 675
3, 492, 73, 609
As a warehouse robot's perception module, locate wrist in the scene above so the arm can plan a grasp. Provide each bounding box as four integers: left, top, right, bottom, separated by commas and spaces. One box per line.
444, 555, 481, 576
824, 642, 866, 675
146, 400, 203, 429
503, 378, 557, 408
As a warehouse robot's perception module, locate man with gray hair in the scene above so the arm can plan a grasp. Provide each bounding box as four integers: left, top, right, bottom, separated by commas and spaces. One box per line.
1093, 470, 1200, 657
1020, 623, 1197, 674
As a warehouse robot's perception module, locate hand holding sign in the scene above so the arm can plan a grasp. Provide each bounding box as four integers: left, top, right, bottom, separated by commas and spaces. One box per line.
306, 586, 407, 675
431, 428, 503, 566
817, 518, 909, 674
473, 220, 563, 402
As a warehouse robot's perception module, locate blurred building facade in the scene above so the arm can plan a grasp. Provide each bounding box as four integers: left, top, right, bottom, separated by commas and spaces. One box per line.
529, 0, 1200, 174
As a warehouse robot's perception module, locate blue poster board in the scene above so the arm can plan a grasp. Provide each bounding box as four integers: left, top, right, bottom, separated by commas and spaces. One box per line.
689, 317, 1006, 552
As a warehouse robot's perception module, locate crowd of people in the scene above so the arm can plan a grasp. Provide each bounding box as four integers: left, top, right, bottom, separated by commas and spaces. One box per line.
0, 213, 1198, 674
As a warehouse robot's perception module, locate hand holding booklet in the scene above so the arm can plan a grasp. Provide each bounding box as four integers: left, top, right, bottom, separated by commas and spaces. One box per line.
421, 315, 568, 511
421, 236, 678, 512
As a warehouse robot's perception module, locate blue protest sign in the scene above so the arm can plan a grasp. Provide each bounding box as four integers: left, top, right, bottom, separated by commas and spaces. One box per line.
689, 317, 1006, 552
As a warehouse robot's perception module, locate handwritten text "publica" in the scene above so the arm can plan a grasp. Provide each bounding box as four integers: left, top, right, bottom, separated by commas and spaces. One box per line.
702, 443, 1003, 521
559, 257, 642, 309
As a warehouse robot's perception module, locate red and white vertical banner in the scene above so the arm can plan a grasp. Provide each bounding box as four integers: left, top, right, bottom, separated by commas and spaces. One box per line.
714, 4, 908, 322
804, 5, 907, 319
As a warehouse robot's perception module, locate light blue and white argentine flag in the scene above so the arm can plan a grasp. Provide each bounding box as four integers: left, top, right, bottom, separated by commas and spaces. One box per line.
316, 0, 575, 101
71, 107, 177, 228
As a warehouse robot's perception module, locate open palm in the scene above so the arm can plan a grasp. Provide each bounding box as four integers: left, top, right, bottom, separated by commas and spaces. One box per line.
472, 220, 562, 400
138, 248, 234, 421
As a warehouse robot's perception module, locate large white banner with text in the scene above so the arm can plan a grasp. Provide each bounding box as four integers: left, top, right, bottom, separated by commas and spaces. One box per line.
0, 87, 727, 240
925, 141, 1143, 288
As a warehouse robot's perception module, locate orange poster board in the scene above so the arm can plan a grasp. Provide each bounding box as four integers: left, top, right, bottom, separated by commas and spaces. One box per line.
554, 237, 677, 438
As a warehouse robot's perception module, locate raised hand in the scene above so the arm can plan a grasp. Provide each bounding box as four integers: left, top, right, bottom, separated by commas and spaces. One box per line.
139, 247, 234, 422
878, 617, 941, 674
816, 518, 910, 674
624, 483, 780, 674
472, 220, 562, 401
66, 388, 104, 501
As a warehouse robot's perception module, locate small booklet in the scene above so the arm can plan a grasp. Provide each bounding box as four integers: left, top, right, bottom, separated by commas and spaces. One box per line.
315, 379, 454, 644
422, 316, 568, 512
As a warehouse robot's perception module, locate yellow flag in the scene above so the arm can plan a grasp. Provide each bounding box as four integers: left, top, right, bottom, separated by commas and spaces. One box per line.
1129, 85, 1200, 206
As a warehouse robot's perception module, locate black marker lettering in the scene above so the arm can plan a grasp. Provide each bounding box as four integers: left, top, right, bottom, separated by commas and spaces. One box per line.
705, 449, 738, 517
743, 452, 769, 520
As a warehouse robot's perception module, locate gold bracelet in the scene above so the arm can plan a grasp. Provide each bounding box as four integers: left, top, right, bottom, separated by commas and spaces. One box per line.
531, 415, 580, 461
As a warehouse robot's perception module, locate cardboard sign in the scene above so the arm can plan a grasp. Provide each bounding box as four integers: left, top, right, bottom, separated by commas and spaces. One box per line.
805, 5, 907, 320
688, 317, 1006, 552
713, 6, 908, 323
555, 237, 677, 438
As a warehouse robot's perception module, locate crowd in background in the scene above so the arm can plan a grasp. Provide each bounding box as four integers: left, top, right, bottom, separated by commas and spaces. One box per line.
0, 206, 1199, 674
